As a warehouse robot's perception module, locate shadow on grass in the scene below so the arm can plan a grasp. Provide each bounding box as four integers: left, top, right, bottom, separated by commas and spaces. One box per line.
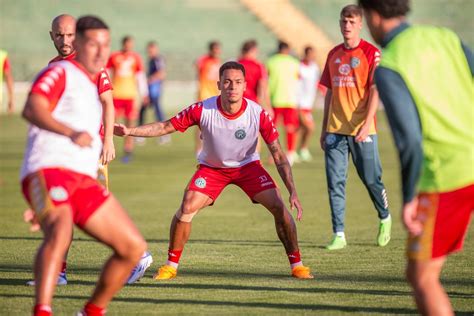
0, 293, 420, 314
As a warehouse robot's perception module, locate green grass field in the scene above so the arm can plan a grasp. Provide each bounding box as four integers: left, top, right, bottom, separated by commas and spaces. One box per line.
0, 108, 472, 315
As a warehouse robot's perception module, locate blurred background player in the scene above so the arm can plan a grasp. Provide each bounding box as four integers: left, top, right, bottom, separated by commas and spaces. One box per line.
359, 0, 474, 314
194, 41, 221, 154
266, 41, 300, 165
137, 41, 170, 145
237, 39, 271, 110
0, 49, 14, 114
107, 35, 149, 163
296, 45, 320, 162
20, 15, 147, 316
319, 5, 391, 250
114, 61, 313, 280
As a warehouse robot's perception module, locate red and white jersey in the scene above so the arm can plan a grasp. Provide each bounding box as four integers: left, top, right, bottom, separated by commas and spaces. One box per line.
20, 60, 103, 180
170, 96, 279, 168
49, 52, 112, 95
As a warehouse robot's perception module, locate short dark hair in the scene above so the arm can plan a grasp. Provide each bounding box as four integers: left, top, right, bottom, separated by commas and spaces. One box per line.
278, 41, 289, 52
219, 61, 246, 78
340, 4, 363, 18
304, 46, 314, 56
147, 40, 157, 48
122, 35, 133, 45
209, 41, 220, 52
76, 15, 108, 36
241, 39, 257, 55
358, 0, 410, 18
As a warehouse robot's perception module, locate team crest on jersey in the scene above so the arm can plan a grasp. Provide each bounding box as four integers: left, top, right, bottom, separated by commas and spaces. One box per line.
334, 58, 341, 64
350, 57, 361, 68
194, 177, 206, 189
49, 186, 68, 202
234, 129, 246, 140
338, 64, 351, 75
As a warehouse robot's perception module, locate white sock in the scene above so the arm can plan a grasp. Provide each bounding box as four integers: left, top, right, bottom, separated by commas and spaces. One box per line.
166, 261, 179, 269
335, 232, 345, 238
381, 214, 391, 223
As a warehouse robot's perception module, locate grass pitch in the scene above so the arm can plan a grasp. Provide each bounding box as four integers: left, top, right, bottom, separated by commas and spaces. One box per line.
0, 111, 472, 315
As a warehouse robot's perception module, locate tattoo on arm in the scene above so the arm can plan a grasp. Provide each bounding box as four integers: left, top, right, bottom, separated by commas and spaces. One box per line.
130, 120, 175, 137
267, 140, 296, 193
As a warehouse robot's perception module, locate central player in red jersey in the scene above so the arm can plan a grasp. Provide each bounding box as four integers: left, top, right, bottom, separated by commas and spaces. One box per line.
21, 16, 147, 316
115, 61, 313, 280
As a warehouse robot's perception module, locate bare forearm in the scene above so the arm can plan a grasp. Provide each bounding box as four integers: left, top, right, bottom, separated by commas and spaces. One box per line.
268, 140, 297, 194
100, 91, 115, 142
5, 73, 13, 99
128, 121, 173, 137
322, 89, 332, 131
364, 85, 379, 124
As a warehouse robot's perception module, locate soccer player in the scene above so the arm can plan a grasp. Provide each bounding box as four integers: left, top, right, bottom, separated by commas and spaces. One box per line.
25, 13, 152, 288
296, 46, 320, 162
114, 61, 314, 280
237, 39, 270, 110
21, 16, 147, 316
359, 0, 474, 314
266, 41, 300, 165
137, 41, 169, 145
0, 49, 14, 114
319, 5, 391, 250
194, 41, 221, 154
107, 35, 148, 163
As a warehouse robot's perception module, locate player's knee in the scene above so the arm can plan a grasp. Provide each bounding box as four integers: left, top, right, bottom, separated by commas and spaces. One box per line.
117, 235, 147, 261
268, 199, 286, 218
175, 206, 198, 223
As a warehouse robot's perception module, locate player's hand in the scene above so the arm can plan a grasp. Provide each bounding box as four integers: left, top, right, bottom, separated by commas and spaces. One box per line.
7, 101, 14, 115
355, 124, 370, 143
23, 208, 41, 232
402, 197, 423, 236
100, 138, 116, 165
113, 123, 130, 137
70, 131, 93, 147
319, 130, 327, 151
289, 192, 303, 221
142, 96, 150, 105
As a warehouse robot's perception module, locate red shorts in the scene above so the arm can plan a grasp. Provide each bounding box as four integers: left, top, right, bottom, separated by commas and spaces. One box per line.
21, 168, 110, 228
187, 161, 277, 203
407, 184, 474, 261
272, 108, 299, 128
114, 98, 136, 120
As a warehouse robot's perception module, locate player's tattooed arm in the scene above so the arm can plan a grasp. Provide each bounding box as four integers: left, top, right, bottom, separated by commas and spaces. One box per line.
114, 120, 176, 137
267, 139, 303, 219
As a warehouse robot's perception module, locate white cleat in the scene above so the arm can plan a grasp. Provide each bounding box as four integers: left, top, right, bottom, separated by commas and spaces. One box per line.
27, 272, 68, 286
126, 251, 153, 284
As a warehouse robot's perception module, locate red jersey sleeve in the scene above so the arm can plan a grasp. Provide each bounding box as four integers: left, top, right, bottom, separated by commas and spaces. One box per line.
361, 41, 381, 87
3, 57, 10, 73
30, 65, 66, 111
106, 54, 115, 70
134, 53, 144, 73
96, 68, 112, 94
170, 102, 203, 132
259, 109, 279, 144
319, 50, 334, 89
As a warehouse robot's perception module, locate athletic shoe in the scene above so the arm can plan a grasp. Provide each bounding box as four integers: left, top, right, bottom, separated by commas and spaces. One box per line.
121, 153, 132, 164
153, 264, 177, 280
286, 151, 300, 166
326, 235, 347, 250
126, 251, 153, 284
291, 265, 314, 279
377, 216, 392, 247
298, 148, 313, 162
158, 135, 171, 145
26, 271, 68, 286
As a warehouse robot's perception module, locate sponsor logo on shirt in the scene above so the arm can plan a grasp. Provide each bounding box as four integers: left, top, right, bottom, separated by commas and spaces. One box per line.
350, 57, 360, 68
194, 177, 206, 189
49, 186, 68, 202
338, 64, 351, 75
235, 129, 246, 140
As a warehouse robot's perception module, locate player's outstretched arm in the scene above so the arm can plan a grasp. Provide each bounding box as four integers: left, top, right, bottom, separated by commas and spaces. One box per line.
114, 120, 176, 138
267, 139, 303, 220
99, 90, 116, 165
22, 94, 92, 147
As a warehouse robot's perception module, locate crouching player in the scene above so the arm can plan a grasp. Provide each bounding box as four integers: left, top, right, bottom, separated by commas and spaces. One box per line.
21, 16, 147, 316
115, 61, 313, 280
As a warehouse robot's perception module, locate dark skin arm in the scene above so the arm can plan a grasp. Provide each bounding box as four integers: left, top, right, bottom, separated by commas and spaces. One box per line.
266, 139, 303, 220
